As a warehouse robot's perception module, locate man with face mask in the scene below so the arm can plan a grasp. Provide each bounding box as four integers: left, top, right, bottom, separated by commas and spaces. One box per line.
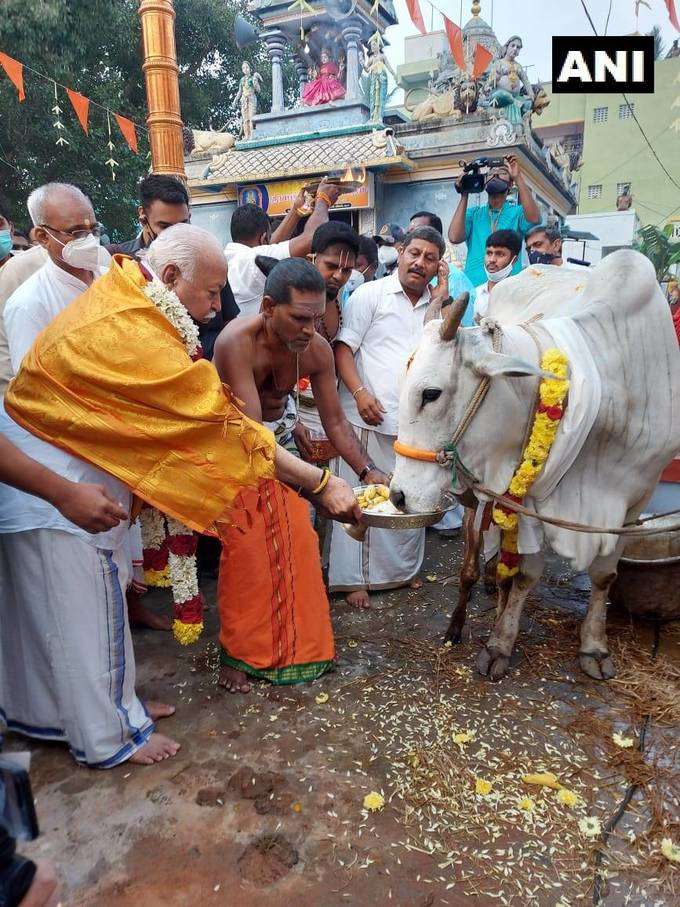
448, 154, 540, 287
473, 229, 522, 321
524, 224, 582, 268
373, 223, 404, 276
0, 204, 14, 269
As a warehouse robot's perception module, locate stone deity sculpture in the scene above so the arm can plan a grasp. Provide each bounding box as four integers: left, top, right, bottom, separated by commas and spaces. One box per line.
362, 33, 397, 124
482, 35, 534, 126
234, 61, 263, 140
302, 47, 346, 106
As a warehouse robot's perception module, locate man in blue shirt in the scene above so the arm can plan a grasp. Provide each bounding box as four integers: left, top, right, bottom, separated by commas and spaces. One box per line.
447, 154, 540, 287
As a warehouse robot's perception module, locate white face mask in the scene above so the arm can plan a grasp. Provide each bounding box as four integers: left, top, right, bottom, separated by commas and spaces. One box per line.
484, 256, 516, 283
344, 269, 365, 295
378, 245, 398, 267
50, 231, 104, 272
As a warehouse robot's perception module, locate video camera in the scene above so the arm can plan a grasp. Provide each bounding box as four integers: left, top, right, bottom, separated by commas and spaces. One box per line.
457, 157, 506, 195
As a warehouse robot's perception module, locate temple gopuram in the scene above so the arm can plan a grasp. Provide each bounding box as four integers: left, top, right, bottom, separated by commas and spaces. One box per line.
185, 1, 575, 245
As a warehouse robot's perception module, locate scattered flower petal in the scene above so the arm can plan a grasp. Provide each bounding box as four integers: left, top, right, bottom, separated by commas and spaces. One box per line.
363, 791, 385, 812
521, 771, 562, 790
292, 802, 302, 813
518, 797, 535, 811
347, 639, 358, 648
475, 778, 493, 796
612, 731, 635, 748
453, 730, 476, 745
578, 816, 602, 839
556, 788, 581, 808
315, 692, 329, 704
661, 838, 680, 863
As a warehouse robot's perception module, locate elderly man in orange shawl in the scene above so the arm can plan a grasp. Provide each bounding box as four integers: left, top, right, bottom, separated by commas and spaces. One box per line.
3, 224, 359, 769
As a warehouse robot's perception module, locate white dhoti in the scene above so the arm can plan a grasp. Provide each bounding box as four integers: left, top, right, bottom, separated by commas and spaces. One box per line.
0, 529, 154, 768
327, 427, 425, 592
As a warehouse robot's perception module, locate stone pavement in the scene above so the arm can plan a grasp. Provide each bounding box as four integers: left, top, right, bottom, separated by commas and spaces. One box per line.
8, 532, 679, 906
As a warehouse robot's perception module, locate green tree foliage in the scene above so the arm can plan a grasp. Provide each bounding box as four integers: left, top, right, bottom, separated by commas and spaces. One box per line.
634, 223, 680, 282
0, 0, 276, 239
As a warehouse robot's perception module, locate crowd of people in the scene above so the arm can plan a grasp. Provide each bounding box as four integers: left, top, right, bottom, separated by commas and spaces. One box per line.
0, 153, 672, 784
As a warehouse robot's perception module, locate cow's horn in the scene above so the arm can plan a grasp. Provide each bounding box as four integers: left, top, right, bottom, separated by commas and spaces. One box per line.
439, 293, 469, 342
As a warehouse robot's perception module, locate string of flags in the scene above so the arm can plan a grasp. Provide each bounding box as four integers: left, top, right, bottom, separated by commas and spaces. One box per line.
0, 49, 143, 178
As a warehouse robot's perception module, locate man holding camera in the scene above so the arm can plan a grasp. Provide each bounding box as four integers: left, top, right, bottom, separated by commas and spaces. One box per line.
448, 154, 540, 287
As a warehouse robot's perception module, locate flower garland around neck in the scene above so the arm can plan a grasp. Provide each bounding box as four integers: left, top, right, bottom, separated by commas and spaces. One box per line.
139, 276, 204, 643
492, 349, 570, 580
140, 508, 204, 645
143, 278, 202, 361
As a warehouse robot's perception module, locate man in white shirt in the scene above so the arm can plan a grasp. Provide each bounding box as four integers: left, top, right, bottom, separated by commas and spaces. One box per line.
225, 179, 342, 318
330, 226, 450, 608
0, 243, 47, 395
0, 182, 179, 768
473, 229, 522, 322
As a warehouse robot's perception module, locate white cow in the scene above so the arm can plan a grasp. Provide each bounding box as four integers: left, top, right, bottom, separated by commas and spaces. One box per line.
391, 251, 680, 681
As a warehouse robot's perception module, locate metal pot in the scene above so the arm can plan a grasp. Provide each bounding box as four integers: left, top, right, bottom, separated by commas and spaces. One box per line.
610, 514, 680, 620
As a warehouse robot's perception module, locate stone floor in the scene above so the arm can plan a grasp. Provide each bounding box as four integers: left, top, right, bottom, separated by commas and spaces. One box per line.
7, 531, 679, 906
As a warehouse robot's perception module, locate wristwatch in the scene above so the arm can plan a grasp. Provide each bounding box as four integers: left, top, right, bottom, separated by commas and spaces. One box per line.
359, 462, 377, 482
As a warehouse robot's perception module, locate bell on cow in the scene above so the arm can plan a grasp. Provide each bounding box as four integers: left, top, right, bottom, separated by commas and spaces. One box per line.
234, 14, 259, 49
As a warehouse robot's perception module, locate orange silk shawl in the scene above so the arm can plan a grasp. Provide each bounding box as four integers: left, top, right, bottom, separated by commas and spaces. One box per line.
4, 255, 275, 534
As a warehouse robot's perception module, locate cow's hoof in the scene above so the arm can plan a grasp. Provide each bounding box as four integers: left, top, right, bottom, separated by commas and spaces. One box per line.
579, 650, 616, 681
444, 624, 464, 645
477, 646, 510, 681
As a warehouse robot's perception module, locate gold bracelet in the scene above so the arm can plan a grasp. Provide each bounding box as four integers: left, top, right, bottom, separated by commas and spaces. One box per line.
316, 191, 334, 208
352, 385, 366, 399
296, 206, 311, 217
311, 467, 331, 495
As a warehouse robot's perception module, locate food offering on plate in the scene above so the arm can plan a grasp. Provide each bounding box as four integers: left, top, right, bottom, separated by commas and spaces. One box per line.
351, 485, 447, 530
355, 483, 394, 513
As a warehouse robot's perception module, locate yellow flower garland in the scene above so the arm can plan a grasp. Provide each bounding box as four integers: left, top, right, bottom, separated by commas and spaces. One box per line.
493, 349, 569, 579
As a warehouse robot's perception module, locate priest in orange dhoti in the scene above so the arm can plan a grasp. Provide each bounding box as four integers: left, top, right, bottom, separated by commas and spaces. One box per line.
2, 224, 360, 768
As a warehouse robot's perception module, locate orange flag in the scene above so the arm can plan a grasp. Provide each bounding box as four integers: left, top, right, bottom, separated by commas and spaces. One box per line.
665, 0, 679, 31
443, 16, 465, 71
0, 51, 25, 102
66, 88, 90, 134
472, 43, 494, 79
405, 0, 426, 35
115, 114, 138, 154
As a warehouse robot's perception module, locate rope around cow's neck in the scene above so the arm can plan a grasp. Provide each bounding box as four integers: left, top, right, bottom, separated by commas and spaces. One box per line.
471, 482, 680, 536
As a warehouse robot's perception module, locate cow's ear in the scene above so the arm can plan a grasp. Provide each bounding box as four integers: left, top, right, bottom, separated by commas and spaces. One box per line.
473, 351, 554, 379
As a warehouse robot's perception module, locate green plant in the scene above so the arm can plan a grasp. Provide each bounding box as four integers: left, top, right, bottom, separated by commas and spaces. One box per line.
633, 224, 680, 282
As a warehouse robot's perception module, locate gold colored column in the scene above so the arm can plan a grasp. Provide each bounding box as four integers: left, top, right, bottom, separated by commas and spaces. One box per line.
139, 0, 185, 179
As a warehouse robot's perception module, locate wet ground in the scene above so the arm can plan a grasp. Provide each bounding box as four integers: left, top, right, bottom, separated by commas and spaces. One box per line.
7, 530, 680, 906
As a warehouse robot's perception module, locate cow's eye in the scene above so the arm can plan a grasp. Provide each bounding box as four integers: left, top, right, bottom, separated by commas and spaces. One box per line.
422, 387, 442, 404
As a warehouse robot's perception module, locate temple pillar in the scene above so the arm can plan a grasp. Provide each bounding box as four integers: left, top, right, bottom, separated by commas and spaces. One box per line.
341, 19, 363, 101
138, 0, 185, 179
263, 31, 286, 113
294, 55, 309, 99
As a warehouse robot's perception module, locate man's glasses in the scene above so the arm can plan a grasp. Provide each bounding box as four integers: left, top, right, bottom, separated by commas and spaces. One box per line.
40, 223, 104, 241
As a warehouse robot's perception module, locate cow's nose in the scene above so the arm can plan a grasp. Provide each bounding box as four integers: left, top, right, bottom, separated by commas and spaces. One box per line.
390, 488, 406, 511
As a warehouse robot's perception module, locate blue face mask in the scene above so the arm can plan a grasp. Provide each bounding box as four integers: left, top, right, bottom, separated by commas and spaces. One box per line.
0, 230, 12, 259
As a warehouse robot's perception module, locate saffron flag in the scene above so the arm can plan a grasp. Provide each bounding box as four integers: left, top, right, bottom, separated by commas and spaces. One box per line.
66, 88, 90, 134
0, 52, 25, 102
115, 114, 138, 154
472, 42, 494, 79
443, 16, 465, 70
665, 0, 679, 31
405, 0, 427, 35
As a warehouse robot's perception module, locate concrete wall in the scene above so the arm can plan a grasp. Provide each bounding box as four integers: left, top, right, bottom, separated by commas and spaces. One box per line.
377, 176, 461, 234
189, 201, 237, 247
536, 58, 680, 229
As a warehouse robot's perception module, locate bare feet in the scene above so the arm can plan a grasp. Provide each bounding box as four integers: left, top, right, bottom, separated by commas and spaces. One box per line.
219, 665, 252, 694
145, 701, 176, 720
345, 589, 370, 609
127, 591, 172, 631
129, 732, 180, 765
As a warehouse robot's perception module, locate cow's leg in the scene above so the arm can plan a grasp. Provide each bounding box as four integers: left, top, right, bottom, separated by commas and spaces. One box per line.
579, 549, 621, 681
444, 507, 479, 644
477, 552, 544, 681
495, 575, 512, 619
483, 554, 498, 596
